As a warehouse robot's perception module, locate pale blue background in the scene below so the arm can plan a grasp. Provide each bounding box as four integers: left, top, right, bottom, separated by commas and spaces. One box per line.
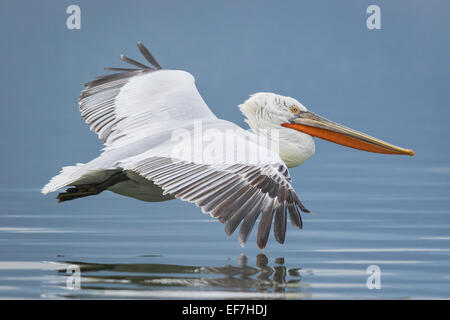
0, 0, 449, 299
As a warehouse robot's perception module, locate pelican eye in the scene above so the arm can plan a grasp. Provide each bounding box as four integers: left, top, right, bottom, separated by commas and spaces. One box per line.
290, 106, 300, 114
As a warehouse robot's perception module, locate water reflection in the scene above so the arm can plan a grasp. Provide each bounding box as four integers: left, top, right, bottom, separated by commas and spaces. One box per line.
59, 254, 305, 298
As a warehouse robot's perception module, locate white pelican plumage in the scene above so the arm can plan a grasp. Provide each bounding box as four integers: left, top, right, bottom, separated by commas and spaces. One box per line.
42, 43, 414, 248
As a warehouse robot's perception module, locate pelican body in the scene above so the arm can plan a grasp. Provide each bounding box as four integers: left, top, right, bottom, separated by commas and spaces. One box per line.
42, 43, 414, 248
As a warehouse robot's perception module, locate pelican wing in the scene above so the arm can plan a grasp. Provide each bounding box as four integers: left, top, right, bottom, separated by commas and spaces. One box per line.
78, 43, 216, 148
117, 131, 310, 248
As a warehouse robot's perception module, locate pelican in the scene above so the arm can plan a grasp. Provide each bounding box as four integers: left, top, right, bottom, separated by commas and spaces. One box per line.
42, 42, 414, 248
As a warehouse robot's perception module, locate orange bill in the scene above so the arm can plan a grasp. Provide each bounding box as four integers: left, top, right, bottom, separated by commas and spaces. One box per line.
282, 111, 414, 156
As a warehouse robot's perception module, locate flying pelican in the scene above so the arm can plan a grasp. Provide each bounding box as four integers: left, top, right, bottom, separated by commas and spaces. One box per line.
42, 42, 414, 248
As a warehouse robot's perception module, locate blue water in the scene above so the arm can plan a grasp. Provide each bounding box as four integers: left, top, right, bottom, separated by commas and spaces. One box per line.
1, 152, 449, 299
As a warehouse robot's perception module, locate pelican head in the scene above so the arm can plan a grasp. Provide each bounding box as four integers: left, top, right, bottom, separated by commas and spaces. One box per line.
239, 92, 414, 168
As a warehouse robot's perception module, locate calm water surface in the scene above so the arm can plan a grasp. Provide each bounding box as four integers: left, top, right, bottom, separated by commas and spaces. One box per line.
1, 154, 449, 299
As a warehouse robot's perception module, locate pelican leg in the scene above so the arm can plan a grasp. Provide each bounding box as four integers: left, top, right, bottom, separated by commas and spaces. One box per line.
57, 171, 129, 203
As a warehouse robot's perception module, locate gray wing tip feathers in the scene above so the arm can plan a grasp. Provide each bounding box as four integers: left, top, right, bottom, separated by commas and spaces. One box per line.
83, 42, 163, 87
117, 42, 162, 71
137, 42, 162, 70
222, 187, 308, 249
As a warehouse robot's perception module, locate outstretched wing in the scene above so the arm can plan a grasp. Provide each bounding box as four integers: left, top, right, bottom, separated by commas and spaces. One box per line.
117, 124, 310, 249
78, 42, 216, 148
